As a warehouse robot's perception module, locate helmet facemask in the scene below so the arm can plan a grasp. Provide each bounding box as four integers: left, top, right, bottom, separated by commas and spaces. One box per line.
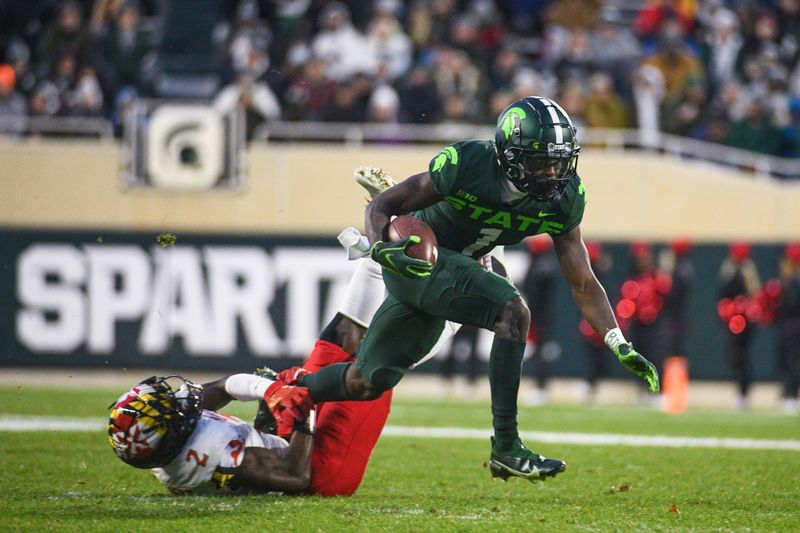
502, 142, 579, 201
108, 375, 203, 469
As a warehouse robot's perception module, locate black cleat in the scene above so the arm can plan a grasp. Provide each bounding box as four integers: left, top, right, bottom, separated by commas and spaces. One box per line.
489, 437, 566, 482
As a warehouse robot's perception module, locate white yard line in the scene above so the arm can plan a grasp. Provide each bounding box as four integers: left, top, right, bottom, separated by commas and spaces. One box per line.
382, 426, 800, 451
2, 416, 800, 451
0, 416, 105, 432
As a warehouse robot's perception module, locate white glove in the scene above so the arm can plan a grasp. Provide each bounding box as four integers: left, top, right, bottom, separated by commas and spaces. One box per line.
338, 227, 372, 260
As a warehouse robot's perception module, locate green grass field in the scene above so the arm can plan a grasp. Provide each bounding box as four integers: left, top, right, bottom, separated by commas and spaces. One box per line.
1, 386, 799, 532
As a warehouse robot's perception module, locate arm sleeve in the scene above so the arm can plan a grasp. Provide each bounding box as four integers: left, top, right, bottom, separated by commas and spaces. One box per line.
224, 374, 275, 402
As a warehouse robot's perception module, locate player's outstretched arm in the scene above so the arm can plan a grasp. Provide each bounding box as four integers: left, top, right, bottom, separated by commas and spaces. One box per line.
200, 378, 234, 412
552, 226, 617, 332
553, 226, 660, 392
233, 432, 313, 494
202, 374, 313, 423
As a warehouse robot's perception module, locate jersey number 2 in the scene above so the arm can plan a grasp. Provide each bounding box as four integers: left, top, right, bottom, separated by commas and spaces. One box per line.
186, 449, 209, 467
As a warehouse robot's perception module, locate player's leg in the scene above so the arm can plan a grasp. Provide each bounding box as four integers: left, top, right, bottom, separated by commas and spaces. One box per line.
303, 314, 363, 372
304, 256, 387, 370
297, 295, 446, 401
302, 258, 397, 495
410, 251, 505, 372
727, 331, 751, 408
299, 297, 444, 496
383, 249, 525, 449
352, 295, 447, 394
287, 256, 384, 397
306, 390, 393, 496
303, 311, 396, 497
257, 256, 385, 432
384, 248, 565, 481
487, 299, 565, 480
302, 317, 395, 497
284, 169, 401, 495
255, 316, 365, 436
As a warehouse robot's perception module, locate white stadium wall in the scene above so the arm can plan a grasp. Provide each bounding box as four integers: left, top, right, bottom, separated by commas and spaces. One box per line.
1, 138, 798, 377
2, 139, 799, 240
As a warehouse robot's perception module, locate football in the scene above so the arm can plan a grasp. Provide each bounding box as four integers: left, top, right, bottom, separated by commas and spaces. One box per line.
387, 215, 438, 265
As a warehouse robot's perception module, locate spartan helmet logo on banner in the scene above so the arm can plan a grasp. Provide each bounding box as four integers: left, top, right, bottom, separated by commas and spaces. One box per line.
146, 105, 225, 189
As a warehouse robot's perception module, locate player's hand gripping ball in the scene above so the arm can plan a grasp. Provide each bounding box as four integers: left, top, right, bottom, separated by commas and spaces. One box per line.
387, 215, 438, 265
370, 216, 438, 278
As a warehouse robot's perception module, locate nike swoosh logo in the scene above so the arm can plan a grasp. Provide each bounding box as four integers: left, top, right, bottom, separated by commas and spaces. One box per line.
384, 253, 397, 271
538, 211, 556, 217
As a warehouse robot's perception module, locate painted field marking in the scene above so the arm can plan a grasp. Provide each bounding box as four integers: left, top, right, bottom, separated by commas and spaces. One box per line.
0, 416, 104, 432
382, 426, 800, 452
2, 416, 800, 451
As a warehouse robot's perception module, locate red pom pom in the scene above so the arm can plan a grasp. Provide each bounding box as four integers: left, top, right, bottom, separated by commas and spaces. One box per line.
729, 315, 747, 334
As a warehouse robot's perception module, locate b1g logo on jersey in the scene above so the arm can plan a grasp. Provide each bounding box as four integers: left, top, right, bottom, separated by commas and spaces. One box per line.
455, 189, 478, 202
14, 244, 357, 356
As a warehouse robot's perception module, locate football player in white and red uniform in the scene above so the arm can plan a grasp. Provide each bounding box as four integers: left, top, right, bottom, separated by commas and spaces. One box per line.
108, 373, 317, 495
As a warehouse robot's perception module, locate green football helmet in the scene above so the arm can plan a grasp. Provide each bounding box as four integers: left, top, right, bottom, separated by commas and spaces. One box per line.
495, 96, 580, 200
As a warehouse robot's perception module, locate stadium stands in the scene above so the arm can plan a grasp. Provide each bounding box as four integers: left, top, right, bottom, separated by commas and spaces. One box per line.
0, 0, 798, 168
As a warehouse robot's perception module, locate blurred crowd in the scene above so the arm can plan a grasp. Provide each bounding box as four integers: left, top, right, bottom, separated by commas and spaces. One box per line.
1, 0, 799, 157
714, 241, 800, 411
441, 239, 800, 412
569, 239, 799, 412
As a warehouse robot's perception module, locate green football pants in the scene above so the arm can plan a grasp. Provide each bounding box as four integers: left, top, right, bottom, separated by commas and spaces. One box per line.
355, 247, 519, 391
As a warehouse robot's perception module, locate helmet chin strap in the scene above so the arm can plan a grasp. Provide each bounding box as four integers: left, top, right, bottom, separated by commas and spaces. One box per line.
510, 171, 563, 201
501, 173, 528, 200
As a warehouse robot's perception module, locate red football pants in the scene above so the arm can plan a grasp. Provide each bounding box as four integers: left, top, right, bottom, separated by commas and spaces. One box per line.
302, 340, 393, 496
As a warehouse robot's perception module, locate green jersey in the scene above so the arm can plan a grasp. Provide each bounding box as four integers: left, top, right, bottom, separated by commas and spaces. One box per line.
418, 140, 586, 258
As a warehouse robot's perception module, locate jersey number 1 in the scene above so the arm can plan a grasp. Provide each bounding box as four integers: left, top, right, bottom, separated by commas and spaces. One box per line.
461, 228, 502, 256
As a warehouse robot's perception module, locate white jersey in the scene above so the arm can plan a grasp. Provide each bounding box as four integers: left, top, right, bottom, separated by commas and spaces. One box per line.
152, 410, 288, 495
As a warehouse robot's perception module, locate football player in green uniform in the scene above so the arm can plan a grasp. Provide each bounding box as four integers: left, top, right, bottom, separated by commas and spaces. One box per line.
297, 96, 660, 482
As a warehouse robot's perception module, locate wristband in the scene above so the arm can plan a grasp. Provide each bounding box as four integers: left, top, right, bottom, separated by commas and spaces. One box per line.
604, 327, 627, 352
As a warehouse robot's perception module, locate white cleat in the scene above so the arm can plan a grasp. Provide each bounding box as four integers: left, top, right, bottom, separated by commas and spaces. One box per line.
354, 166, 396, 198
